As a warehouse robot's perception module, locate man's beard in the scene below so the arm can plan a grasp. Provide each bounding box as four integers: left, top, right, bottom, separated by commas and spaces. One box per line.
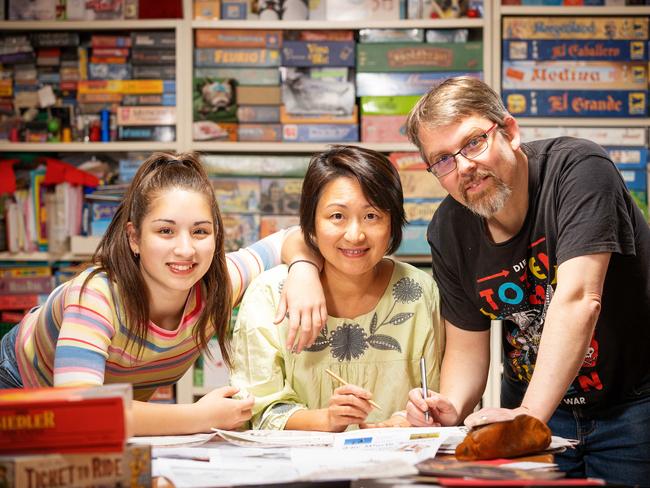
460, 169, 512, 218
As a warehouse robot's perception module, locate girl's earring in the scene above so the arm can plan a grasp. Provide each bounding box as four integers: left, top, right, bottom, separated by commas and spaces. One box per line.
134, 251, 140, 259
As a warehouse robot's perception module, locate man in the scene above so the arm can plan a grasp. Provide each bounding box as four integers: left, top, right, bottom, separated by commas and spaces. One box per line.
404, 77, 650, 484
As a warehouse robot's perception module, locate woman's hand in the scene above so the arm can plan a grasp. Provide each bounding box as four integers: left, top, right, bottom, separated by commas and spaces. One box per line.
194, 386, 254, 431
326, 384, 374, 432
274, 261, 327, 353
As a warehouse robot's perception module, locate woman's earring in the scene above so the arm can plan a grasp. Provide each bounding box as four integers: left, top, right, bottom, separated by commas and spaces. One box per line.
133, 251, 139, 259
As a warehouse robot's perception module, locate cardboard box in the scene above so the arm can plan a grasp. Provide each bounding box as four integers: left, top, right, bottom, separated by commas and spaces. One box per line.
236, 85, 282, 105
194, 0, 220, 19
502, 39, 647, 61
0, 443, 151, 488
503, 89, 648, 117
361, 114, 408, 143
503, 17, 649, 40
357, 42, 483, 72
502, 61, 648, 90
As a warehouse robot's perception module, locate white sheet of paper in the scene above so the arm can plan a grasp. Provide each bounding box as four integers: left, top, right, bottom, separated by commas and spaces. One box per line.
290, 447, 418, 480
130, 432, 218, 447
213, 428, 334, 447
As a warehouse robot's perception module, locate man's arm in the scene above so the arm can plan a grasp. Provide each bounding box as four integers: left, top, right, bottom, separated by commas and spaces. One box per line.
465, 252, 610, 427
521, 252, 609, 421
407, 320, 490, 426
441, 320, 491, 422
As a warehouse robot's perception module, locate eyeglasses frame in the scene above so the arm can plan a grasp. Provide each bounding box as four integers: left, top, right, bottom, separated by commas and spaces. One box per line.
425, 122, 499, 178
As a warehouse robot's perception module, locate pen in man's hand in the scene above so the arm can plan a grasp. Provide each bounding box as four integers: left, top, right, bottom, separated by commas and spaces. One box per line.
420, 356, 429, 422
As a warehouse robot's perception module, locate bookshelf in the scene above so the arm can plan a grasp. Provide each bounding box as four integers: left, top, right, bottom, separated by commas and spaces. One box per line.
0, 0, 493, 154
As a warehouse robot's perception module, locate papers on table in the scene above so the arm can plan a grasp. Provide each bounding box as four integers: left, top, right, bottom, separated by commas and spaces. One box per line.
213, 426, 467, 452
132, 427, 575, 488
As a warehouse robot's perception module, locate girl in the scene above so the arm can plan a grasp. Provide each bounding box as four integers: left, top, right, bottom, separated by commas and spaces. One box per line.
0, 152, 325, 435
230, 146, 444, 431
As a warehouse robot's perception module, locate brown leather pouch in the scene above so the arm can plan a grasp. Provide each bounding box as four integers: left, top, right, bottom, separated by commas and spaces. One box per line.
455, 414, 552, 461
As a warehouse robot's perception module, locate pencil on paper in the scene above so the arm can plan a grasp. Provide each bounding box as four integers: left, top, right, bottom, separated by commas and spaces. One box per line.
325, 368, 382, 410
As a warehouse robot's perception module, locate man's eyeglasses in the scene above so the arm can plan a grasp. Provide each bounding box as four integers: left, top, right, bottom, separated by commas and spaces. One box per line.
426, 123, 498, 178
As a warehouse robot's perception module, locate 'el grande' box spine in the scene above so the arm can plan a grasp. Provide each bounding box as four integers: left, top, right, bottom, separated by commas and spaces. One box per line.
502, 89, 648, 117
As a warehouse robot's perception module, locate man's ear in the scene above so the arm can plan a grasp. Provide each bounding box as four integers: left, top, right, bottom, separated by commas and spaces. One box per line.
503, 115, 521, 151
126, 222, 140, 255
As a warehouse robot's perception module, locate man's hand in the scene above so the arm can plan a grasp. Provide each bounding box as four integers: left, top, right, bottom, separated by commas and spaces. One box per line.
274, 261, 327, 353
406, 388, 460, 427
464, 406, 534, 428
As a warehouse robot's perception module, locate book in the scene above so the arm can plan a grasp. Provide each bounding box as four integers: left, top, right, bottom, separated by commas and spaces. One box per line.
0, 384, 132, 454
0, 443, 151, 488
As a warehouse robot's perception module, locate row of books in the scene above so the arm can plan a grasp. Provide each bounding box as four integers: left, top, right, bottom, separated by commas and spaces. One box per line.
501, 17, 650, 118
0, 31, 177, 143
195, 0, 483, 21
192, 28, 483, 143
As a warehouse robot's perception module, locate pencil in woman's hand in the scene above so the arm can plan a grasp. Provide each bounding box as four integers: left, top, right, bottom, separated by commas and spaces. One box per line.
325, 368, 382, 410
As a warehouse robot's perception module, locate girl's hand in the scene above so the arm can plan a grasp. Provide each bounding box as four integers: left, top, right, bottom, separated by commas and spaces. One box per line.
194, 386, 254, 431
274, 261, 327, 353
326, 384, 374, 432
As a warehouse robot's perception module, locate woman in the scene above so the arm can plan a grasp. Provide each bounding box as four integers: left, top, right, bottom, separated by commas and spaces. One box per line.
0, 152, 325, 435
231, 146, 444, 431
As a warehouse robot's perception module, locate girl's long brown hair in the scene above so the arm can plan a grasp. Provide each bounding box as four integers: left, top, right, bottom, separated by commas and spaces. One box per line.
82, 152, 233, 365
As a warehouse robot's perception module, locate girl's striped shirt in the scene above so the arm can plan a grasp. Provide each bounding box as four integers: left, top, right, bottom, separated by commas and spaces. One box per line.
14, 230, 286, 401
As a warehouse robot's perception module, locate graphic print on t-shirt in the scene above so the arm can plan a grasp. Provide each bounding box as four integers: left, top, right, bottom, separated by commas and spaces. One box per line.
475, 235, 600, 401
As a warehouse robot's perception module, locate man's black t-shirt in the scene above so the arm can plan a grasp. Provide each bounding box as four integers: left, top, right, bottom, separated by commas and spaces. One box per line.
427, 137, 650, 411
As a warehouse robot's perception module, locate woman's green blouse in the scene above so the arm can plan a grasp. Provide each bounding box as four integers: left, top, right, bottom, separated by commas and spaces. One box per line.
230, 260, 444, 430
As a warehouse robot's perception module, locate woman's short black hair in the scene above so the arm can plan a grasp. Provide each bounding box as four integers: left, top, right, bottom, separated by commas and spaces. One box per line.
300, 145, 406, 255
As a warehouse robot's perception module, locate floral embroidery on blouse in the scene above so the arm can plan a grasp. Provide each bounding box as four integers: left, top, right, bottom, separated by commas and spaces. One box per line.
293, 277, 425, 361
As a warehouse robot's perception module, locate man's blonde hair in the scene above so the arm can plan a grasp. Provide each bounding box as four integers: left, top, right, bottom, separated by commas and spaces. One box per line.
406, 77, 510, 164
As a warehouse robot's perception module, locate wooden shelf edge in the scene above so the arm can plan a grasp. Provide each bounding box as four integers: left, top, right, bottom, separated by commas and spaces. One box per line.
192, 141, 417, 153
499, 5, 650, 15
191, 18, 485, 29
0, 19, 180, 30
0, 252, 92, 262
0, 142, 179, 153
516, 118, 650, 128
